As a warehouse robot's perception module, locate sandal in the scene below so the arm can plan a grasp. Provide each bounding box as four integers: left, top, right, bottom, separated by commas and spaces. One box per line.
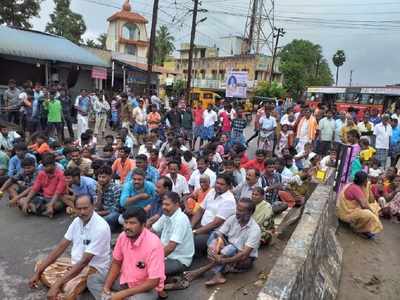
164, 278, 190, 291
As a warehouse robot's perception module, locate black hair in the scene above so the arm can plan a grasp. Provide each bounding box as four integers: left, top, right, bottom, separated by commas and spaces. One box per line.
98, 165, 113, 176
163, 191, 180, 204
122, 206, 147, 224
183, 151, 193, 161
168, 160, 181, 168
223, 159, 234, 166
247, 168, 260, 178
21, 157, 36, 167
131, 168, 146, 178
64, 167, 81, 177
103, 145, 113, 153
253, 186, 265, 196
149, 148, 159, 155
255, 149, 266, 156
197, 156, 209, 164
159, 176, 173, 191
264, 158, 275, 166
135, 154, 148, 162
121, 146, 131, 155
41, 153, 56, 166
353, 171, 368, 186
239, 197, 256, 214
14, 142, 27, 152
217, 173, 233, 187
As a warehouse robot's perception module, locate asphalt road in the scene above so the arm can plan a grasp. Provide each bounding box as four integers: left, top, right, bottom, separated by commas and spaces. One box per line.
0, 123, 265, 300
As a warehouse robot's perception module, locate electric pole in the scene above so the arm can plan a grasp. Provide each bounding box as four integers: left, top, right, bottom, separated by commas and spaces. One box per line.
147, 0, 159, 97
186, 0, 199, 104
349, 69, 354, 87
269, 27, 285, 84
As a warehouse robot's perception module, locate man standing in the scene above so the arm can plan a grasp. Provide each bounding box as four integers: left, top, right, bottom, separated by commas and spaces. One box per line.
44, 90, 63, 142
373, 115, 392, 169
59, 88, 75, 141
93, 92, 111, 139
3, 79, 21, 124
295, 108, 318, 153
75, 89, 91, 141
132, 99, 147, 144
230, 107, 247, 146
317, 110, 335, 155
357, 113, 374, 143
192, 103, 204, 149
334, 111, 346, 148
87, 206, 165, 300
202, 104, 218, 143
29, 195, 111, 300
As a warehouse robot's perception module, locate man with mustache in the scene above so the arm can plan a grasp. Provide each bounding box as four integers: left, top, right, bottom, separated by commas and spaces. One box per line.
87, 206, 165, 300
29, 195, 111, 300
184, 197, 261, 286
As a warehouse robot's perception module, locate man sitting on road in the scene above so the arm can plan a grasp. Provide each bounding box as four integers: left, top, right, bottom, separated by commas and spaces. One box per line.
232, 168, 262, 200
87, 206, 165, 300
147, 176, 173, 225
18, 153, 65, 217
29, 195, 111, 300
191, 173, 236, 255
66, 147, 93, 177
166, 160, 190, 198
184, 197, 261, 286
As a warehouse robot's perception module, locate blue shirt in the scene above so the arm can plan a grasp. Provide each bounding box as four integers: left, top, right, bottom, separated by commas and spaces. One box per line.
370, 116, 382, 126
148, 194, 163, 218
8, 153, 37, 177
391, 126, 400, 145
130, 97, 139, 108
126, 166, 160, 185
71, 176, 97, 202
120, 180, 156, 208
77, 96, 91, 114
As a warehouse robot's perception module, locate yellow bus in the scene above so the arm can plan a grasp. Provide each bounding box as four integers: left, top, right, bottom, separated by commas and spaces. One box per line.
190, 88, 222, 109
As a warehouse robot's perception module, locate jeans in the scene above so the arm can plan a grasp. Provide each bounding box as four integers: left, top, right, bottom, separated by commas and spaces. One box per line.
194, 233, 210, 257
87, 272, 158, 300
165, 258, 187, 276
104, 211, 121, 232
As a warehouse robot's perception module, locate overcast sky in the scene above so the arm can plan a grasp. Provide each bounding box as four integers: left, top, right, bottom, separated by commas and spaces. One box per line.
31, 0, 400, 86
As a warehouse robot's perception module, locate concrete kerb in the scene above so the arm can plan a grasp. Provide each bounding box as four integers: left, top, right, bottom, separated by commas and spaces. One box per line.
258, 179, 343, 300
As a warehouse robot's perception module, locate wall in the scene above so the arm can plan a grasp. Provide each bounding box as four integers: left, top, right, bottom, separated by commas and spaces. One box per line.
258, 180, 343, 300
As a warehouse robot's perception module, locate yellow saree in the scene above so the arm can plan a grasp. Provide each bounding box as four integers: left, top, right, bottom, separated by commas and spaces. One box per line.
336, 183, 383, 234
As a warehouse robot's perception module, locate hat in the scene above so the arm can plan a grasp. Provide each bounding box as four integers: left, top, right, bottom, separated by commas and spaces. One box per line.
308, 152, 318, 161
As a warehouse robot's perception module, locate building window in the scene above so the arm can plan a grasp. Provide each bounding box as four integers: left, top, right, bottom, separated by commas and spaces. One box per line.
200, 70, 206, 79
219, 70, 226, 81
211, 70, 218, 80
122, 23, 140, 40
125, 45, 137, 55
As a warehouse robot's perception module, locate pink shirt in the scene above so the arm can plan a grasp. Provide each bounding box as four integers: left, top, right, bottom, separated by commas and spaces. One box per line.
193, 108, 204, 126
219, 111, 232, 132
113, 229, 165, 291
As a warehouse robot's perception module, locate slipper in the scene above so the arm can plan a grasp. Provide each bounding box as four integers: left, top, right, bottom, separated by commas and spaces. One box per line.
164, 279, 190, 291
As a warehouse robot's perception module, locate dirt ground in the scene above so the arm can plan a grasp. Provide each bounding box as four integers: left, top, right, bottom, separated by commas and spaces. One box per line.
337, 219, 400, 300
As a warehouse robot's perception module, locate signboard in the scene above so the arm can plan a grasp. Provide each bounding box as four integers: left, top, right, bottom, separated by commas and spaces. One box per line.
307, 87, 346, 94
361, 87, 400, 95
226, 71, 248, 98
91, 67, 107, 80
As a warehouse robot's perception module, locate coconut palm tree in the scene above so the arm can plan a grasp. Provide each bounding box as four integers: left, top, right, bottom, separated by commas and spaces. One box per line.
155, 25, 175, 66
332, 50, 346, 86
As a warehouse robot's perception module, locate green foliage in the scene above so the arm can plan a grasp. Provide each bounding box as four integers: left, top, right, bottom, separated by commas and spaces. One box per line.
332, 49, 346, 85
279, 39, 333, 99
97, 33, 107, 50
172, 79, 186, 97
155, 25, 175, 66
84, 39, 97, 48
255, 81, 286, 99
45, 0, 86, 44
0, 0, 42, 29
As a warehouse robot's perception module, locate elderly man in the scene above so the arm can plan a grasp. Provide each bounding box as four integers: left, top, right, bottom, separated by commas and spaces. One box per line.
184, 198, 261, 286
166, 160, 190, 198
74, 89, 91, 141
296, 108, 318, 153
29, 195, 111, 300
87, 207, 165, 300
147, 176, 173, 224
232, 168, 262, 200
191, 173, 236, 255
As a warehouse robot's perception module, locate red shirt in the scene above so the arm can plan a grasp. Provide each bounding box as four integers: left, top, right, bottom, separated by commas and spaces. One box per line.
239, 153, 249, 167
193, 108, 204, 126
159, 160, 191, 180
32, 168, 66, 198
219, 111, 232, 132
242, 159, 265, 173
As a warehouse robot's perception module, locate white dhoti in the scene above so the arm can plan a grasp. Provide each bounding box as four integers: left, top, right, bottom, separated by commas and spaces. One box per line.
77, 114, 89, 140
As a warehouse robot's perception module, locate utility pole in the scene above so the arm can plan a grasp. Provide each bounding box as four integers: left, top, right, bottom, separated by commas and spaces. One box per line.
147, 0, 159, 97
269, 27, 285, 84
246, 0, 258, 54
186, 0, 199, 104
349, 69, 354, 87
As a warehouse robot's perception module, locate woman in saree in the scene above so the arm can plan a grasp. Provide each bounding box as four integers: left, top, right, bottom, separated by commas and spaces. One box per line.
337, 171, 383, 239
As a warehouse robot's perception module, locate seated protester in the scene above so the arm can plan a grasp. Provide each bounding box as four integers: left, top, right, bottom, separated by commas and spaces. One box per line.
158, 150, 191, 180
242, 149, 266, 173
0, 123, 21, 152
369, 158, 383, 181
120, 168, 156, 213
252, 187, 274, 245
95, 166, 122, 232
233, 168, 262, 200
359, 138, 376, 163
165, 160, 190, 198
0, 157, 37, 206
67, 147, 94, 177
134, 154, 160, 185
233, 156, 246, 186
188, 156, 216, 192
63, 167, 97, 214
104, 135, 114, 147
149, 148, 161, 169
111, 146, 135, 184
87, 207, 165, 300
219, 133, 232, 159
320, 148, 337, 171
159, 132, 176, 158
138, 136, 157, 159
82, 147, 94, 161
0, 149, 9, 178
219, 159, 236, 183
78, 130, 97, 152
149, 129, 163, 150
294, 142, 315, 170
184, 198, 261, 286
28, 133, 52, 156
95, 145, 115, 165
147, 176, 174, 226
152, 192, 194, 283
204, 149, 221, 174
191, 174, 236, 255
279, 155, 302, 185
7, 142, 36, 177
18, 153, 65, 217
230, 143, 249, 166
185, 174, 211, 216
182, 151, 197, 174
29, 195, 111, 300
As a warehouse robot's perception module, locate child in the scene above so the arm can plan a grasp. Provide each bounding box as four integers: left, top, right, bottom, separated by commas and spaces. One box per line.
359, 138, 376, 163
369, 158, 383, 183
275, 124, 293, 157
28, 133, 51, 156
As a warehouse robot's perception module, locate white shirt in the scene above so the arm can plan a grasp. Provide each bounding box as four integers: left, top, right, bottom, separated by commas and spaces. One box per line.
203, 110, 218, 127
188, 168, 216, 189
132, 107, 147, 125
64, 212, 111, 275
218, 215, 261, 257
373, 123, 392, 149
182, 157, 197, 173
259, 116, 277, 130
166, 173, 190, 197
200, 189, 236, 226
298, 119, 310, 140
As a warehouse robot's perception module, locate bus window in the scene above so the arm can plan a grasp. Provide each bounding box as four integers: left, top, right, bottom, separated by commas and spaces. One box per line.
203, 93, 213, 100
191, 93, 200, 101
360, 94, 371, 105
336, 93, 346, 103
373, 94, 384, 105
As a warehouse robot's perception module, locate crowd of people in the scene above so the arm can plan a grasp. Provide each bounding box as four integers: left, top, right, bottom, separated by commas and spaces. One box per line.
0, 77, 399, 299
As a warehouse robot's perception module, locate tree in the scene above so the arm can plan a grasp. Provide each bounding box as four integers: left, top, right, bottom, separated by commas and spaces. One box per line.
172, 79, 186, 98
255, 81, 286, 99
97, 33, 107, 50
279, 39, 333, 99
84, 39, 97, 48
155, 25, 175, 66
0, 0, 42, 29
332, 50, 346, 86
45, 0, 86, 44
